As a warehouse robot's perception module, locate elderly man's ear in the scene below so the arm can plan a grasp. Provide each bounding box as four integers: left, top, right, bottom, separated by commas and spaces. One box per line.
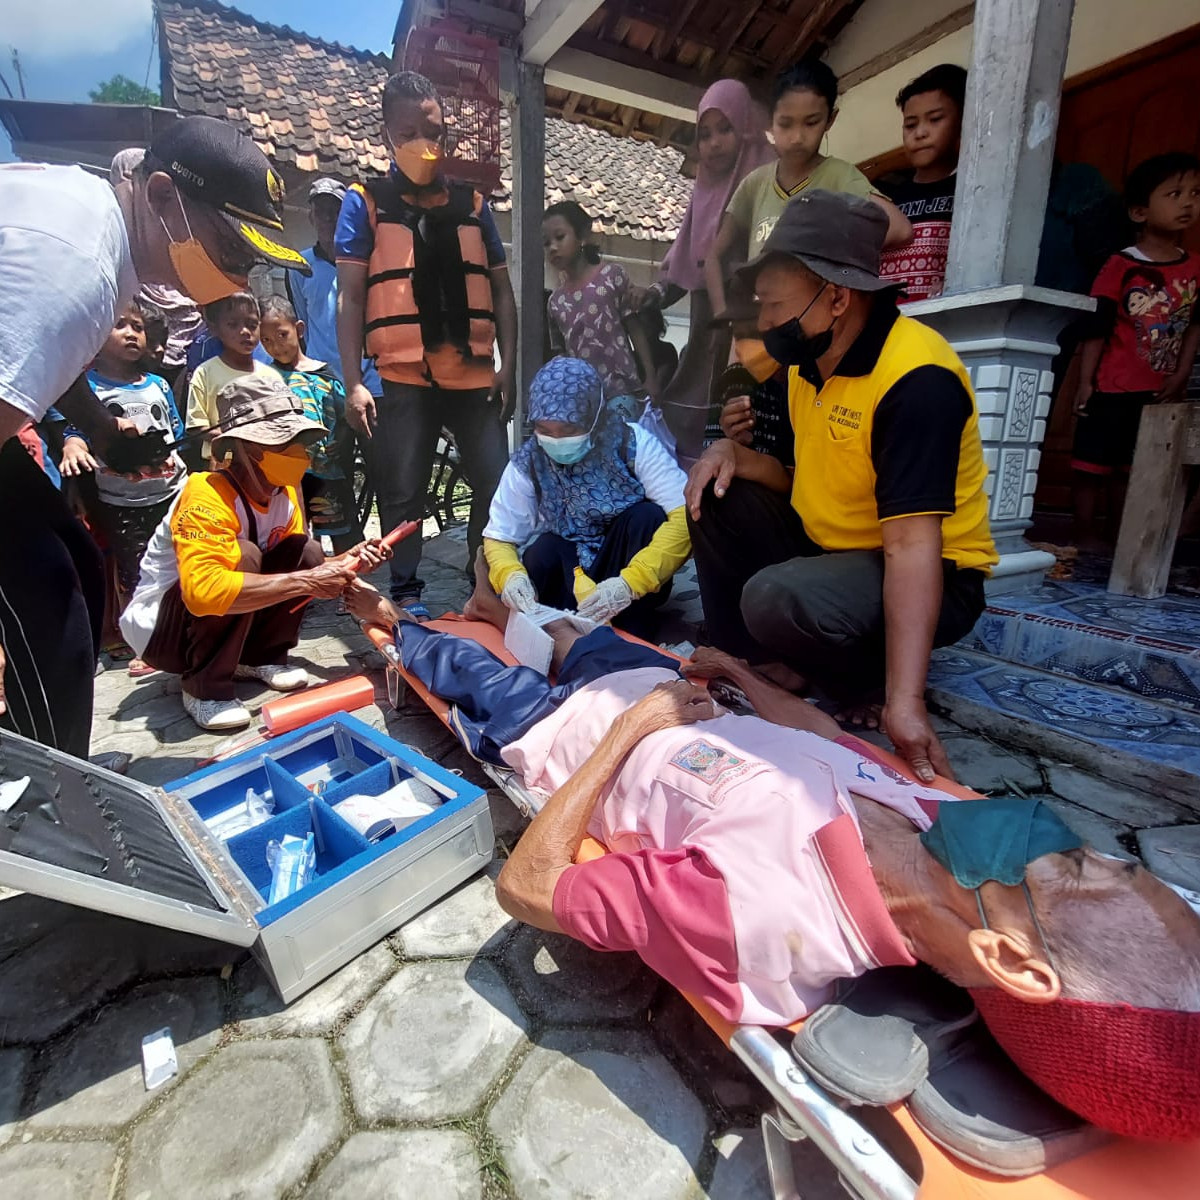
967, 927, 1062, 1004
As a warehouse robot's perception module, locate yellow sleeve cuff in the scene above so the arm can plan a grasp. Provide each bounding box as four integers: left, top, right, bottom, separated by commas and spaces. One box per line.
484, 537, 526, 593
620, 505, 691, 597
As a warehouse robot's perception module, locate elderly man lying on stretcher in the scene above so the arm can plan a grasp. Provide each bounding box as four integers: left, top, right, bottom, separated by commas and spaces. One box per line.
344, 556, 1200, 1144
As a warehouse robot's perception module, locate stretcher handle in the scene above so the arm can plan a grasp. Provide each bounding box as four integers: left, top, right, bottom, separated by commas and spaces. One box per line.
288, 520, 420, 613
730, 1026, 918, 1200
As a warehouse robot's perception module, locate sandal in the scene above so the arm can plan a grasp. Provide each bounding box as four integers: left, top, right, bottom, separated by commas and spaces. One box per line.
399, 600, 432, 623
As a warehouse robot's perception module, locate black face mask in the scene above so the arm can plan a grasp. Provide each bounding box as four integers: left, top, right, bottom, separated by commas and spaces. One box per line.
762, 283, 834, 376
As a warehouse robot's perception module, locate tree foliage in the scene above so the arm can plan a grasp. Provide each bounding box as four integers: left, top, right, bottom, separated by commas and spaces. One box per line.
89, 74, 160, 106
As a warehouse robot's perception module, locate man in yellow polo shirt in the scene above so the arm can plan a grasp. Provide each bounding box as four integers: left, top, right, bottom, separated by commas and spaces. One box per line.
686, 190, 997, 783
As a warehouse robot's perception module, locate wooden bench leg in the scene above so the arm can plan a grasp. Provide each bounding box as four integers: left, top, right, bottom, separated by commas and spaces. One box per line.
1108, 403, 1189, 598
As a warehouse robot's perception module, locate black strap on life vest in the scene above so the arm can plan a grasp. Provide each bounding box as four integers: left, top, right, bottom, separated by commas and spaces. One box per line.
365, 177, 493, 353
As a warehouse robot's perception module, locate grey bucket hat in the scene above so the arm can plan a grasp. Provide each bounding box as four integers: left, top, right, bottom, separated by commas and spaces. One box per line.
733, 188, 893, 295
212, 373, 327, 447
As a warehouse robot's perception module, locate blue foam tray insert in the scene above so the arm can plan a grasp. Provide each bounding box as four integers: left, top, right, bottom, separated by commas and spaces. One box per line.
165, 714, 486, 927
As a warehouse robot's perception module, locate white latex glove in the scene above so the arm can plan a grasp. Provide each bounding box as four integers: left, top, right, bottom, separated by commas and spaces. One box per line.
577, 576, 635, 624
500, 572, 539, 613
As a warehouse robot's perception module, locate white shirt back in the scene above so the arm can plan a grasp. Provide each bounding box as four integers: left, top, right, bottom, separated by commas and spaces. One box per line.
0, 164, 137, 421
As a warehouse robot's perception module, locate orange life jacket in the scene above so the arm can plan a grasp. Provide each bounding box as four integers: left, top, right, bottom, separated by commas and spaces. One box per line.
363, 177, 496, 371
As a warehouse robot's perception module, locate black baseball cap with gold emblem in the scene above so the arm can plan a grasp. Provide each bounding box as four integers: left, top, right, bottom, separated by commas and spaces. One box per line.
149, 116, 311, 274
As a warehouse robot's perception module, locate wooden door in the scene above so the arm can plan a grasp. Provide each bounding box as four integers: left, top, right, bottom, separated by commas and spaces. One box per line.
1036, 25, 1200, 511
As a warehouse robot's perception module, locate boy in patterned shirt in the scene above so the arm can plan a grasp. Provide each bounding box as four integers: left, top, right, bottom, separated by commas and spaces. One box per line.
1072, 152, 1200, 549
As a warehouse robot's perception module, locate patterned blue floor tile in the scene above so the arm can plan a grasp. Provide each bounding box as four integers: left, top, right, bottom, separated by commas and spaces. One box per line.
930, 649, 1200, 775
987, 582, 1200, 650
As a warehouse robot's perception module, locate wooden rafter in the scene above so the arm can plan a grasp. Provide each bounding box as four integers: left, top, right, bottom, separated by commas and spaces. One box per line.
770, 0, 851, 70
650, 0, 703, 60
566, 33, 707, 85
838, 4, 973, 90
655, 116, 681, 146
562, 91, 582, 118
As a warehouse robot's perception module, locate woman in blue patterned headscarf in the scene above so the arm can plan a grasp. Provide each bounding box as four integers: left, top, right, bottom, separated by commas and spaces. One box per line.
482, 357, 691, 634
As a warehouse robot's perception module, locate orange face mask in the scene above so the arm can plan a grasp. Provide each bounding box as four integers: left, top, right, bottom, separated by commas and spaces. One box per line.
256, 444, 310, 490
733, 337, 780, 383
159, 195, 245, 306
392, 137, 442, 187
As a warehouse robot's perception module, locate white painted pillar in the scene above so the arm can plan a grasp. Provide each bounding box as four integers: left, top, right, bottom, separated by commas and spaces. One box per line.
913, 0, 1086, 591
509, 58, 546, 435
944, 0, 1076, 292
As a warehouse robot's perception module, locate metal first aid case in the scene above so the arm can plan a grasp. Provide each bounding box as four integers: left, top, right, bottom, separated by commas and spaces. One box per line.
0, 715, 493, 1001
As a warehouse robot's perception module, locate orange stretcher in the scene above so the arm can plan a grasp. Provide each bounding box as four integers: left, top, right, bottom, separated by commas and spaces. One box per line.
367, 616, 1200, 1200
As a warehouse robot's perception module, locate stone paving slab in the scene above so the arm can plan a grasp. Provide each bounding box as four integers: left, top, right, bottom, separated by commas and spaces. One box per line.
0, 1139, 119, 1200
938, 733, 1043, 794
488, 1028, 709, 1200
231, 941, 396, 1039
1045, 763, 1197, 827
502, 925, 661, 1025
27, 977, 224, 1130
650, 990, 767, 1122
1138, 824, 1200, 892
0, 910, 239, 1046
0, 917, 141, 1044
125, 1038, 345, 1200
395, 860, 516, 960
706, 1128, 843, 1200
1041, 795, 1136, 859
0, 1049, 27, 1146
2, 530, 1185, 1200
340, 958, 529, 1123
306, 1129, 484, 1200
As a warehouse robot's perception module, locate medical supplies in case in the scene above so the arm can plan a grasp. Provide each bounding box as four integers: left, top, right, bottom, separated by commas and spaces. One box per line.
0, 715, 493, 1002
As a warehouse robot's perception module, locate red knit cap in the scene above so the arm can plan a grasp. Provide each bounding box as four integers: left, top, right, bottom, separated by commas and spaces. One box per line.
971, 988, 1200, 1141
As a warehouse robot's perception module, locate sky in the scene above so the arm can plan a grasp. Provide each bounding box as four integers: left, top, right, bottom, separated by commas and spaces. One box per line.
2, 0, 402, 157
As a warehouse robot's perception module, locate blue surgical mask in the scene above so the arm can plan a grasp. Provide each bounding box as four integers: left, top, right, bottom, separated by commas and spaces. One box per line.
921, 798, 1083, 977
536, 432, 591, 465
920, 798, 1083, 889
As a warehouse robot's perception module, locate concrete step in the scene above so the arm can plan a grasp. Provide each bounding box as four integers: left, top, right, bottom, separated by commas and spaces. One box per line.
964, 579, 1200, 713
928, 646, 1200, 808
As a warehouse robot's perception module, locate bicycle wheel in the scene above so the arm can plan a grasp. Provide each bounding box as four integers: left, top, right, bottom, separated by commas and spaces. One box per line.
441, 465, 473, 528
352, 450, 375, 529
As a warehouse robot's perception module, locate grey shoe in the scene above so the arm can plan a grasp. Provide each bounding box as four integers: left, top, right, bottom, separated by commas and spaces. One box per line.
182, 692, 252, 732
234, 663, 309, 691
909, 1026, 1110, 1177
791, 965, 977, 1106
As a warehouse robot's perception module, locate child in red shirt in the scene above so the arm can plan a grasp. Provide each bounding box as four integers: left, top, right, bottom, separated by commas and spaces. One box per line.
1072, 152, 1200, 549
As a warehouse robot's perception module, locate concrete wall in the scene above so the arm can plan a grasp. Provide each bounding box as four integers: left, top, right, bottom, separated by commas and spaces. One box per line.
827, 0, 1200, 167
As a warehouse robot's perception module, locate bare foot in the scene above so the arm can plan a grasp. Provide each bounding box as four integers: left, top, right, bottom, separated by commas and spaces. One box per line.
462, 549, 510, 630
754, 661, 808, 693
835, 701, 882, 730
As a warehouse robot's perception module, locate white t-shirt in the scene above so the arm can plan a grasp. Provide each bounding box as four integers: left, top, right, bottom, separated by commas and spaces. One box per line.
483, 422, 686, 546
0, 164, 137, 421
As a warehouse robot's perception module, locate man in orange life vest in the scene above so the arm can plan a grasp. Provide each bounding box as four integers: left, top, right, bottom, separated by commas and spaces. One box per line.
336, 71, 518, 615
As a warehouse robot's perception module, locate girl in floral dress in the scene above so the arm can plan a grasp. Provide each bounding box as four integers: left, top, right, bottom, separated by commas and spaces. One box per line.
543, 201, 660, 422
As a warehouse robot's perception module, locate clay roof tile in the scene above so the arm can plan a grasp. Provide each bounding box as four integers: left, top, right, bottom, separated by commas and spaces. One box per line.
157, 0, 690, 238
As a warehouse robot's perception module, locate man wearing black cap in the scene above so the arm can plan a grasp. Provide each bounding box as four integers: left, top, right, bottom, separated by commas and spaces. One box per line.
0, 115, 312, 756
685, 189, 997, 783
287, 177, 382, 399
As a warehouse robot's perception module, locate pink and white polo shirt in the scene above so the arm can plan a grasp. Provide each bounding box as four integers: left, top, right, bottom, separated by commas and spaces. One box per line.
503, 670, 958, 1026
